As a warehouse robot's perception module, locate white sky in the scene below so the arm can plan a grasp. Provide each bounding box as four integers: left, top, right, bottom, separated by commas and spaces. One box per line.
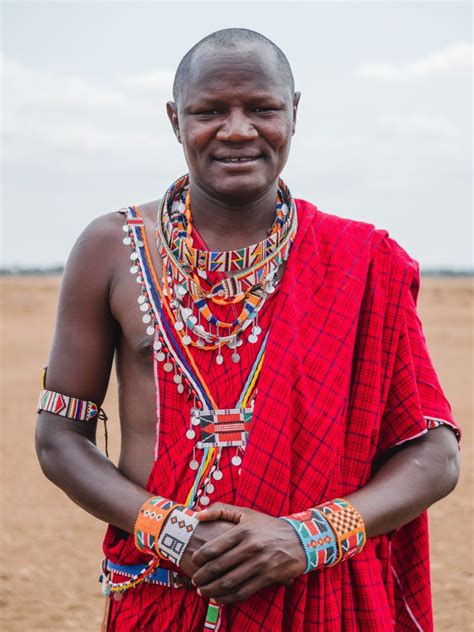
1, 0, 472, 269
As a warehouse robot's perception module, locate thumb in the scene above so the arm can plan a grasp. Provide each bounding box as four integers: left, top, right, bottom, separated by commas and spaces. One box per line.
195, 503, 245, 524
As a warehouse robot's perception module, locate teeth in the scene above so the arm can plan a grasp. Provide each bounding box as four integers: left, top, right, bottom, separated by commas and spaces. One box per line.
221, 157, 256, 163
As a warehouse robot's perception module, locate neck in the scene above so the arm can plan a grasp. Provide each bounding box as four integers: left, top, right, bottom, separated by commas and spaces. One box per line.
188, 177, 279, 251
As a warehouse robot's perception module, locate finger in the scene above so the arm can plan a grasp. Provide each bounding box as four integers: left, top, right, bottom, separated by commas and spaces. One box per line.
196, 557, 261, 598
192, 524, 246, 567
196, 505, 243, 523
213, 574, 273, 605
192, 542, 255, 587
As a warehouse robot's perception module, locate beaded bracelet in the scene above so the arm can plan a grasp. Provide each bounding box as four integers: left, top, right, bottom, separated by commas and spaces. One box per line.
281, 498, 366, 573
134, 496, 199, 566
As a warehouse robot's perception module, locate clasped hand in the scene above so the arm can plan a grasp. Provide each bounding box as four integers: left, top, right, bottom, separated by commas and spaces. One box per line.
180, 502, 306, 605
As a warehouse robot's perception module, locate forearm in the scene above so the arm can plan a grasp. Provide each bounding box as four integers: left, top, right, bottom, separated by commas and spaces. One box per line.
346, 426, 460, 538
36, 413, 150, 533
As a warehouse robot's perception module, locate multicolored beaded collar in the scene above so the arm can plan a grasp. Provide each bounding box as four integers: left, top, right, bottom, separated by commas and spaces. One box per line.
156, 174, 297, 359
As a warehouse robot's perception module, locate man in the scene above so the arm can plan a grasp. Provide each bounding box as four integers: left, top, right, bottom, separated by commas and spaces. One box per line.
36, 28, 460, 631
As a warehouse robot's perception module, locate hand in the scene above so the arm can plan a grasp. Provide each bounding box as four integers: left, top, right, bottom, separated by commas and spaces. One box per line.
190, 502, 307, 604
180, 517, 237, 578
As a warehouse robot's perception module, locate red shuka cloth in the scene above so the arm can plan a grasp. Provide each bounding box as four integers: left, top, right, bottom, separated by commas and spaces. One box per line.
103, 200, 458, 631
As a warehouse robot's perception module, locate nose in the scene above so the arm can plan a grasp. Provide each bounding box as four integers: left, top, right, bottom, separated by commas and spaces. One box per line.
216, 109, 258, 142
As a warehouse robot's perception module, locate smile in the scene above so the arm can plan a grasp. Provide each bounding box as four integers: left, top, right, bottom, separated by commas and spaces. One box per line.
215, 156, 261, 163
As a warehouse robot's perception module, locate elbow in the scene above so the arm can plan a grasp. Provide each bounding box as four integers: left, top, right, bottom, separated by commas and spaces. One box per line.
443, 443, 460, 497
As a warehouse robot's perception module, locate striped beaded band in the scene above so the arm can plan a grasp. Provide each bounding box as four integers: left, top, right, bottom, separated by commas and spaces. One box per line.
134, 496, 177, 557
157, 506, 199, 566
317, 498, 366, 564
281, 498, 366, 573
281, 508, 338, 573
37, 388, 101, 422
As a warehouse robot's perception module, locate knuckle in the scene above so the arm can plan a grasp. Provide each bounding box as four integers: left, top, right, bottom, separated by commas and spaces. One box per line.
207, 562, 219, 574
220, 579, 232, 591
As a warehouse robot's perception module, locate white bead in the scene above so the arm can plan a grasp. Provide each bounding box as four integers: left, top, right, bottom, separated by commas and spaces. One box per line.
130, 265, 138, 274
140, 303, 149, 312
122, 237, 131, 245
142, 314, 151, 324
130, 252, 139, 260
122, 224, 129, 232
146, 325, 155, 336
138, 295, 146, 304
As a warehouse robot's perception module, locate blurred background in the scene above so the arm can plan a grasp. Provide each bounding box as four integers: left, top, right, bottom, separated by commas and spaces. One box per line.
1, 1, 472, 630
1, 0, 472, 272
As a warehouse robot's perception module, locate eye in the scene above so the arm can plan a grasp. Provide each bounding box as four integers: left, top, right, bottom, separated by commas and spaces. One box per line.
196, 110, 223, 117
252, 107, 278, 114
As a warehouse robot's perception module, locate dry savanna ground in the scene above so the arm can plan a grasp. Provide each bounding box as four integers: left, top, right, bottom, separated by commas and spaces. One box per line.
1, 275, 472, 631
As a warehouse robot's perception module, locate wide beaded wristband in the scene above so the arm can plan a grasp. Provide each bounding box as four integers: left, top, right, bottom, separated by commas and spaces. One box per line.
134, 496, 199, 566
281, 498, 366, 573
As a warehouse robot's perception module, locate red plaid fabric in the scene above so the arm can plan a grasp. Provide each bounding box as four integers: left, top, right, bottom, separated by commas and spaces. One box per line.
103, 200, 459, 631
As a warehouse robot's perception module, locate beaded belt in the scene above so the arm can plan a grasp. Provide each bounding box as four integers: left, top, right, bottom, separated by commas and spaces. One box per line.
100, 559, 193, 597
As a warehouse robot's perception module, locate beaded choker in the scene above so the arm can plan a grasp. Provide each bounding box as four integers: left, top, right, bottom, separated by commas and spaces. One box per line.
156, 174, 297, 361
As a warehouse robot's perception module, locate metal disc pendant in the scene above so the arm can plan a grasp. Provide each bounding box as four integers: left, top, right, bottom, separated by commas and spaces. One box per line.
173, 374, 182, 384
177, 384, 184, 394
189, 459, 199, 470
200, 496, 210, 506
254, 326, 262, 335
175, 321, 184, 331
216, 354, 224, 365
142, 314, 151, 324
192, 416, 200, 426
130, 265, 138, 274
231, 455, 242, 466
122, 224, 129, 233
156, 352, 165, 362
163, 362, 173, 372
231, 353, 240, 364
113, 592, 123, 601
182, 335, 191, 345
206, 483, 215, 494
140, 303, 149, 312
186, 429, 196, 440
213, 470, 223, 481
146, 326, 155, 336
153, 340, 162, 351
248, 333, 258, 344
123, 237, 131, 245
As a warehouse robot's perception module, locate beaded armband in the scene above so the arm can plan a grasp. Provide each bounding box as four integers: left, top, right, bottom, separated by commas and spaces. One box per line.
134, 496, 199, 566
37, 366, 107, 422
38, 389, 103, 421
281, 498, 366, 573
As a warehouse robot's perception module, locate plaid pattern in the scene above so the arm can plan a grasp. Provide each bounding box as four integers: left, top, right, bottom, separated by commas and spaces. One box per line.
103, 200, 459, 631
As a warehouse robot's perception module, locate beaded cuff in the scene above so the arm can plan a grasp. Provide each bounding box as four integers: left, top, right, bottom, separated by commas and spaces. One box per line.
38, 388, 103, 422
134, 496, 176, 557
158, 506, 199, 566
134, 496, 199, 565
281, 498, 366, 573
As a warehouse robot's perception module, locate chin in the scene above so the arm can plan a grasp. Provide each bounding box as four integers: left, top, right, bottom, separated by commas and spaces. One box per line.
207, 172, 277, 204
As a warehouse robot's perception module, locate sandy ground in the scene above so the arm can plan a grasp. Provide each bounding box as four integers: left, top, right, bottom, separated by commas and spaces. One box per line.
0, 275, 472, 631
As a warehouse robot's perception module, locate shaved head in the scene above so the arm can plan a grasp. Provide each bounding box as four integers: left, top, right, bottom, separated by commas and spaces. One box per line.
172, 28, 295, 103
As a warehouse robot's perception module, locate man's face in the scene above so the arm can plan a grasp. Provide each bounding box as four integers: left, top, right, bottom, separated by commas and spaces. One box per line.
167, 43, 300, 204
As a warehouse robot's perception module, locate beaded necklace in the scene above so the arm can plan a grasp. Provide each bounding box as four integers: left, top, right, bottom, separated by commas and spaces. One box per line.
156, 174, 297, 360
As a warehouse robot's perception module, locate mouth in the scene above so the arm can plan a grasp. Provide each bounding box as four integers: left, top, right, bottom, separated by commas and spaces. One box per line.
214, 155, 262, 166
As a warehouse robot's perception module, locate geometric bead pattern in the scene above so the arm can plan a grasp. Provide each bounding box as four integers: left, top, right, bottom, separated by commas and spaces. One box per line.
37, 388, 99, 421
281, 498, 366, 572
134, 496, 176, 557
318, 498, 367, 565
281, 508, 338, 573
194, 408, 253, 448
157, 506, 199, 566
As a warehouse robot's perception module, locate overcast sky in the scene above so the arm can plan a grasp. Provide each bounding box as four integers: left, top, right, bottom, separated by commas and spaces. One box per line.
1, 1, 472, 269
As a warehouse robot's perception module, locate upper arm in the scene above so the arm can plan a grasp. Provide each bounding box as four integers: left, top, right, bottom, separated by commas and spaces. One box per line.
37, 213, 122, 443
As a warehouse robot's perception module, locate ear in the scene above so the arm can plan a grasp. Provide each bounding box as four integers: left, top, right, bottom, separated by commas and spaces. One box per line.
291, 92, 301, 136
166, 101, 181, 143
